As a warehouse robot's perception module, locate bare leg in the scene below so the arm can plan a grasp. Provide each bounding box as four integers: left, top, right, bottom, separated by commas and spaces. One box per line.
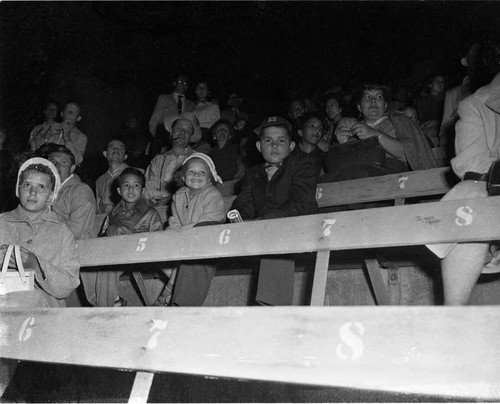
442, 242, 489, 305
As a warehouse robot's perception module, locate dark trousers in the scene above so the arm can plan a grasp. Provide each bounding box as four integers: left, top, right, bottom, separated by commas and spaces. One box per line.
256, 256, 295, 305
170, 221, 219, 307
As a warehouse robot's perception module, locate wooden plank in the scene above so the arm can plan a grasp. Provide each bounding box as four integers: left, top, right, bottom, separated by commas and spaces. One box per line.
310, 251, 330, 306
316, 167, 452, 208
78, 196, 500, 267
1, 306, 499, 400
128, 371, 154, 404
131, 272, 150, 306
364, 258, 390, 305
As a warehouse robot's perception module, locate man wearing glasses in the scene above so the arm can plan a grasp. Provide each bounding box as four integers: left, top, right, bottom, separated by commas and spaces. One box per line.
148, 74, 196, 152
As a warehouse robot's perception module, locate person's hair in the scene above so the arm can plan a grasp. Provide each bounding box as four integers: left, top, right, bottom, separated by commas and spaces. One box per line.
44, 100, 60, 111
483, 37, 500, 73
355, 83, 390, 104
63, 101, 81, 112
107, 138, 126, 150
259, 124, 292, 140
117, 167, 145, 188
20, 164, 56, 191
34, 142, 61, 160
297, 111, 324, 130
49, 145, 76, 166
181, 157, 215, 184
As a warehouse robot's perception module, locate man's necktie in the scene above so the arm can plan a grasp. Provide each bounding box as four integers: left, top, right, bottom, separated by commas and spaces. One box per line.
177, 95, 183, 114
265, 163, 281, 181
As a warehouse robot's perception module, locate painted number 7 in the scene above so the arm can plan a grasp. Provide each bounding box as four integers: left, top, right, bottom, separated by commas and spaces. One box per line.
137, 237, 148, 252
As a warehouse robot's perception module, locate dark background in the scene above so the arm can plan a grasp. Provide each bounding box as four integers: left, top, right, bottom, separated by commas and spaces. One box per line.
0, 1, 498, 159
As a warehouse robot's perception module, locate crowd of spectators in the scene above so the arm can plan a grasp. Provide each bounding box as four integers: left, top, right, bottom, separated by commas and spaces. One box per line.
0, 35, 498, 313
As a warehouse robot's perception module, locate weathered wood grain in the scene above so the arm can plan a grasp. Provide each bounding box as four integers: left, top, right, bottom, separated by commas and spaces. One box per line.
0, 306, 499, 400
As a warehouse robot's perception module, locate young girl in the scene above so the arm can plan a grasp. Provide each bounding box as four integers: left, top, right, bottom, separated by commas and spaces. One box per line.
0, 157, 80, 308
154, 152, 226, 306
95, 167, 163, 307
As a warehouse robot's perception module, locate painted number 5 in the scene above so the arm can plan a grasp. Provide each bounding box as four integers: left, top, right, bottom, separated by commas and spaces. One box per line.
137, 237, 148, 252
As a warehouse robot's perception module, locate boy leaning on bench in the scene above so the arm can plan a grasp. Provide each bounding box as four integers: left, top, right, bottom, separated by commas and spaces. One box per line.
232, 116, 318, 305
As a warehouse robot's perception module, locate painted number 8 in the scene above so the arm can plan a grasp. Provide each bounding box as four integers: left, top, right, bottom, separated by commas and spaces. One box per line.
137, 237, 148, 252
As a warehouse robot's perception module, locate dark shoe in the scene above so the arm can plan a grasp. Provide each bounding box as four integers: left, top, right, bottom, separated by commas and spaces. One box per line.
113, 296, 127, 307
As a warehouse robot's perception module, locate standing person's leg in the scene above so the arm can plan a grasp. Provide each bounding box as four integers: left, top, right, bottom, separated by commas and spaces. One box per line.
442, 242, 489, 305
0, 358, 17, 398
256, 256, 295, 306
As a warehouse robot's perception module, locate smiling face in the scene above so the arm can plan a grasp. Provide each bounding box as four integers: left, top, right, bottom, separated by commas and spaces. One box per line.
18, 170, 54, 220
256, 126, 295, 164
171, 119, 194, 148
105, 140, 127, 164
117, 173, 144, 207
358, 89, 387, 124
184, 158, 211, 190
299, 117, 324, 146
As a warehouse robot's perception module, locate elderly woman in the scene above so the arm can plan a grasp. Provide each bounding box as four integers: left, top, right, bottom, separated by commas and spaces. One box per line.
322, 83, 436, 182
208, 119, 245, 181
144, 112, 201, 205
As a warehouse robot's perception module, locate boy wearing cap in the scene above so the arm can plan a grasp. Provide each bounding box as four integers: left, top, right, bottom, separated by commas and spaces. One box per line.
233, 116, 318, 305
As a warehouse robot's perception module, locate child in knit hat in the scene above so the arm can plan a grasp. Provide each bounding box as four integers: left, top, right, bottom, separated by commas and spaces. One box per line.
154, 152, 226, 306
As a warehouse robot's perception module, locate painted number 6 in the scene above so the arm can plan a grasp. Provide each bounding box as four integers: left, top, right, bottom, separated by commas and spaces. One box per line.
137, 237, 148, 252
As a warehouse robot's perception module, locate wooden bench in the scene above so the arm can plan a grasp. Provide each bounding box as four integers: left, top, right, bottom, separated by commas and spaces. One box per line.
93, 167, 455, 306
3, 196, 500, 402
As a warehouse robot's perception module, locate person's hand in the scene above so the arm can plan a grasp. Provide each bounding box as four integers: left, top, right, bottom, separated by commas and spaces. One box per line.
442, 180, 488, 201
62, 121, 72, 142
350, 122, 379, 140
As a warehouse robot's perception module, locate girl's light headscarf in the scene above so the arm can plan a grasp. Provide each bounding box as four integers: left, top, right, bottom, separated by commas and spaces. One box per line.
15, 157, 61, 203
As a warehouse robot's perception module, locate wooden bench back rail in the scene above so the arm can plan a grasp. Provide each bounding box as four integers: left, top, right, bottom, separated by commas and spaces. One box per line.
315, 167, 452, 208
1, 306, 499, 402
79, 196, 500, 267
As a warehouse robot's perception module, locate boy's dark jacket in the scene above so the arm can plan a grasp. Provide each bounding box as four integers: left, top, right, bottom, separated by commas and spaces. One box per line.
233, 153, 318, 220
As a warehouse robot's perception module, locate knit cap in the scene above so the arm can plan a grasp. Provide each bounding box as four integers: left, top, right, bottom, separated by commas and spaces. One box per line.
182, 152, 223, 184
16, 157, 61, 202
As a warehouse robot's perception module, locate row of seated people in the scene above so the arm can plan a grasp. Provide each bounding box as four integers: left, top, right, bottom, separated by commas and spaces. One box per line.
1, 51, 499, 312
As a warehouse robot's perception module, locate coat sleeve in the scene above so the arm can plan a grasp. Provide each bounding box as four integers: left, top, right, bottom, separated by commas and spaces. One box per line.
65, 132, 87, 166
191, 189, 226, 226
168, 195, 182, 229
66, 186, 97, 240
262, 156, 318, 219
149, 95, 168, 136
451, 96, 496, 178
34, 226, 80, 300
232, 170, 256, 220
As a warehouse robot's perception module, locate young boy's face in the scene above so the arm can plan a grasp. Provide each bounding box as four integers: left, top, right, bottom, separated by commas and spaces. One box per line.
184, 159, 210, 190
256, 127, 295, 165
62, 103, 81, 125
117, 173, 144, 205
299, 117, 324, 146
18, 170, 54, 219
49, 152, 75, 182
